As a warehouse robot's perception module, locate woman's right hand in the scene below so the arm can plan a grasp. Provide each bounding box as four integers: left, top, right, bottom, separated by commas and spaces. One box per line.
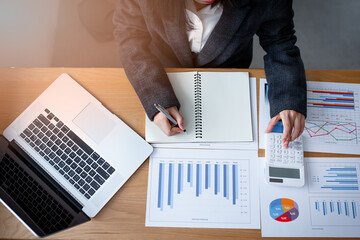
153, 106, 185, 136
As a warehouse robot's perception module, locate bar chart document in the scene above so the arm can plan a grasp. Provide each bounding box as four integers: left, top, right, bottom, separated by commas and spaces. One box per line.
259, 80, 360, 154
145, 148, 260, 228
260, 157, 360, 237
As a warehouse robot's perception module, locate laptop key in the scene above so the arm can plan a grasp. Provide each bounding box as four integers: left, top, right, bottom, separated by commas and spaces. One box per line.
69, 179, 75, 185
74, 156, 81, 163
67, 130, 93, 155
63, 136, 69, 142
71, 145, 78, 151
90, 181, 100, 190
46, 130, 53, 137
96, 167, 110, 180
33, 119, 44, 128
88, 188, 95, 196
58, 132, 64, 139
61, 125, 70, 134
85, 176, 92, 183
34, 146, 40, 152
74, 184, 80, 189
40, 126, 48, 133
64, 174, 70, 180
80, 172, 87, 179
65, 158, 73, 165
69, 152, 76, 159
68, 170, 75, 177
53, 127, 60, 134
65, 148, 71, 154
89, 170, 96, 177
47, 113, 54, 120
60, 143, 66, 150
20, 133, 26, 139
56, 121, 64, 128
61, 154, 67, 160
81, 153, 88, 160
107, 167, 115, 175
33, 128, 40, 135
48, 123, 55, 130
59, 169, 64, 175
44, 156, 50, 161
51, 145, 58, 152
102, 162, 110, 170
97, 158, 105, 165
24, 128, 32, 137
28, 123, 35, 130
73, 175, 80, 181
49, 153, 56, 159
49, 160, 55, 166
38, 114, 49, 126
94, 174, 105, 185
58, 161, 65, 168
79, 189, 85, 194
70, 163, 77, 169
39, 151, 45, 157
79, 161, 86, 168
91, 152, 100, 160
54, 157, 60, 163
67, 141, 74, 147
56, 150, 63, 156
83, 184, 90, 191
79, 179, 85, 186
64, 166, 70, 172
54, 165, 60, 170
86, 158, 93, 165
91, 162, 98, 170
85, 193, 91, 199
75, 167, 82, 174
39, 143, 46, 150
38, 132, 44, 139
84, 165, 91, 172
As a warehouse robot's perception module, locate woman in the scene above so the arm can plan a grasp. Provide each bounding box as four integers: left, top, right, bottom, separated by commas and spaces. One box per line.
113, 0, 306, 148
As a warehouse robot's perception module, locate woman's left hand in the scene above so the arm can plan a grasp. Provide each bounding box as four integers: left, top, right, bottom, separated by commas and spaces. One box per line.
265, 110, 305, 148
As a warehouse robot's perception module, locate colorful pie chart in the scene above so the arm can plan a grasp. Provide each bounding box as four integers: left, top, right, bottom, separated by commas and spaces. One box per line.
270, 198, 299, 222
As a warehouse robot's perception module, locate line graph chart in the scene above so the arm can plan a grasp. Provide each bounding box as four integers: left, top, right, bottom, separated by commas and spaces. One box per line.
304, 121, 357, 144
302, 81, 360, 151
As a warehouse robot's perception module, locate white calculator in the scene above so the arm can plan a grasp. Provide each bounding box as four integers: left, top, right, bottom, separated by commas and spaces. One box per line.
265, 129, 305, 187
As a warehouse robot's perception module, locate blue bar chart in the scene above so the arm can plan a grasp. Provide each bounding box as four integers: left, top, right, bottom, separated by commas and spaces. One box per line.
310, 198, 360, 226
307, 162, 360, 193
147, 156, 252, 225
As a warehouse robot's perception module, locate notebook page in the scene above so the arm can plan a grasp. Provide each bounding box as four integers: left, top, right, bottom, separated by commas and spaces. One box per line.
145, 72, 196, 143
200, 72, 252, 142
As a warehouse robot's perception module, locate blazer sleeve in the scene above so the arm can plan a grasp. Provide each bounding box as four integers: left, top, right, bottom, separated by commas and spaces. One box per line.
257, 0, 307, 118
113, 0, 180, 120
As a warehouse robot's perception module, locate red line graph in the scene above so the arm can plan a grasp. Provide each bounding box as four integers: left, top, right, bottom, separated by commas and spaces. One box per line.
305, 121, 357, 141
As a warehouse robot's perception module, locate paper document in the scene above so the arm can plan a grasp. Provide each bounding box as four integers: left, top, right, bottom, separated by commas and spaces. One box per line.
151, 77, 258, 150
146, 148, 260, 229
260, 157, 360, 237
259, 79, 360, 154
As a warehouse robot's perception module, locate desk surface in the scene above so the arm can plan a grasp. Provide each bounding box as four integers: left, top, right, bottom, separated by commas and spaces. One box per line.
0, 68, 360, 240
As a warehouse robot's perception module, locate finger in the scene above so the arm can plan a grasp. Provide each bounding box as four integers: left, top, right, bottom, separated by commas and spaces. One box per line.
280, 113, 292, 148
265, 114, 281, 133
299, 115, 305, 136
154, 112, 181, 136
291, 116, 302, 141
168, 108, 185, 131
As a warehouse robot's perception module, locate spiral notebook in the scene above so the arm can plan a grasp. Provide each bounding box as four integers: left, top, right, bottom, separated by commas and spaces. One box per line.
145, 71, 253, 143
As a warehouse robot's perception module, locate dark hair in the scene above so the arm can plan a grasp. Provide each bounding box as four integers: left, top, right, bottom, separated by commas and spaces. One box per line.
152, 0, 242, 27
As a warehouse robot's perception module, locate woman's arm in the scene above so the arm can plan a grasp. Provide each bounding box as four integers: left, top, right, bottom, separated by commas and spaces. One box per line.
113, 0, 180, 121
257, 0, 307, 147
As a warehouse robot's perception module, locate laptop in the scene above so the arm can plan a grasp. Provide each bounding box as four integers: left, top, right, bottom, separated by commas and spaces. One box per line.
0, 73, 153, 237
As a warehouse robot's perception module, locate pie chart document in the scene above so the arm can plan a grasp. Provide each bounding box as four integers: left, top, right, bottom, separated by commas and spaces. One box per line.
259, 157, 360, 238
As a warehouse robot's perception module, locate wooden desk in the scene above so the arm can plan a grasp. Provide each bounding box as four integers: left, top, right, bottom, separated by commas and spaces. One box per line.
0, 68, 359, 240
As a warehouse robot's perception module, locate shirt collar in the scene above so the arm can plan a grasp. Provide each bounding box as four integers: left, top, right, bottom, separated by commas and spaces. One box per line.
185, 0, 222, 15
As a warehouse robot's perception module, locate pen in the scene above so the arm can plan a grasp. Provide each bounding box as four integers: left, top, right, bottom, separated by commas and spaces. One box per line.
154, 104, 186, 132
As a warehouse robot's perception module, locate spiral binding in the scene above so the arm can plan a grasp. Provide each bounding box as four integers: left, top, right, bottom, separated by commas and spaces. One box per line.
194, 72, 203, 138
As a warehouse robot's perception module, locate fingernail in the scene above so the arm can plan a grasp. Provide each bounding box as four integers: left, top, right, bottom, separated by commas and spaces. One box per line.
180, 124, 185, 130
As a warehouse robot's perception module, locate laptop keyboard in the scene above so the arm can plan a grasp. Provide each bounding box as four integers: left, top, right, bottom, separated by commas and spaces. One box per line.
0, 153, 74, 235
20, 109, 115, 200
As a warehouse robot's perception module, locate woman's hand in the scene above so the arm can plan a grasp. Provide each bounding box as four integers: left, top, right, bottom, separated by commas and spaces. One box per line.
265, 110, 305, 148
153, 106, 185, 136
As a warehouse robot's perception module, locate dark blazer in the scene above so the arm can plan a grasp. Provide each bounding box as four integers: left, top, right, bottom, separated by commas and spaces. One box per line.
113, 0, 307, 120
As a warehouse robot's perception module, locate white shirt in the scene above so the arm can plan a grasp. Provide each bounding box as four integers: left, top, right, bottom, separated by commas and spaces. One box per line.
185, 0, 223, 53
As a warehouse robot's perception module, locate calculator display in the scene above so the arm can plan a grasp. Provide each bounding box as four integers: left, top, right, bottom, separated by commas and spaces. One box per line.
269, 167, 300, 179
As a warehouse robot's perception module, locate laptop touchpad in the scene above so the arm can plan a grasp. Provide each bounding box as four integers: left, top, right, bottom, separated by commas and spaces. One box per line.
73, 103, 116, 144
